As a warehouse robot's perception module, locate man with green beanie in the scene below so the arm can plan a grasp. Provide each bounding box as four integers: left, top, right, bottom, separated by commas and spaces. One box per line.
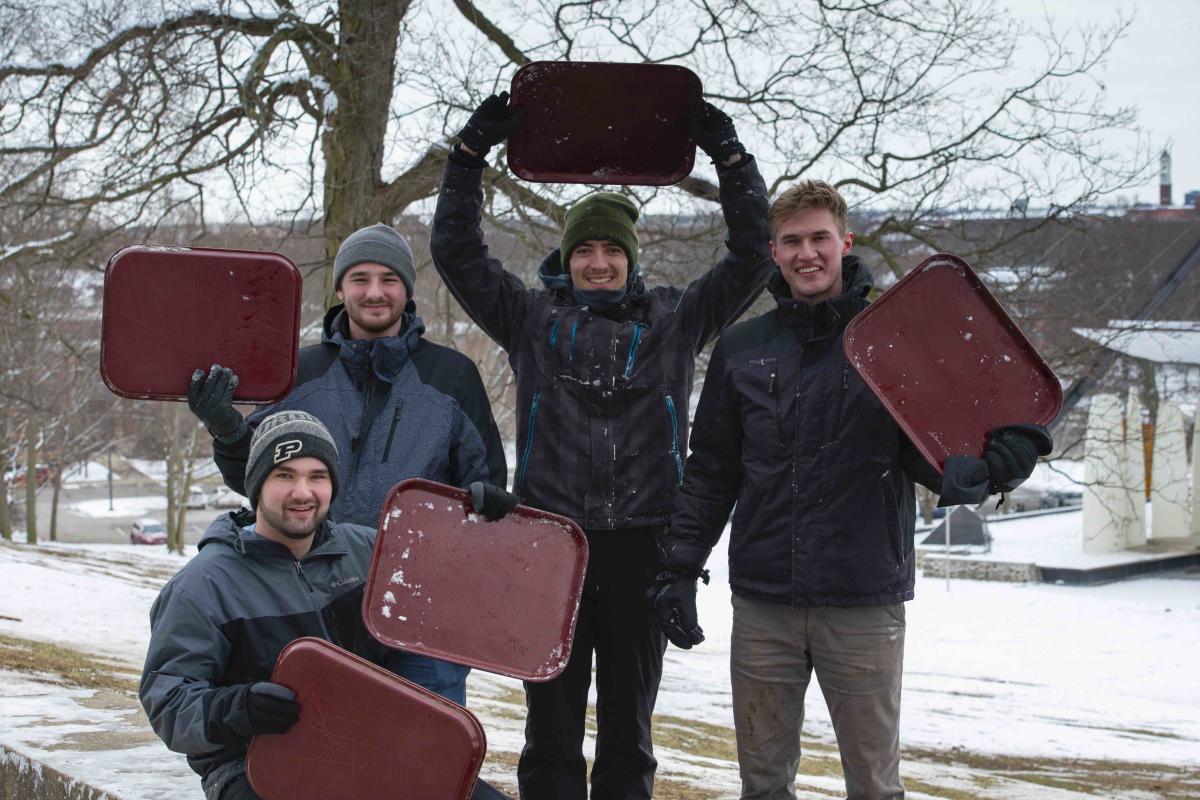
430, 93, 774, 800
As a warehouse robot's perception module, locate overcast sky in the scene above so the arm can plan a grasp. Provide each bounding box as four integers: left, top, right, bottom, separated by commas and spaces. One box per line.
1006, 0, 1200, 205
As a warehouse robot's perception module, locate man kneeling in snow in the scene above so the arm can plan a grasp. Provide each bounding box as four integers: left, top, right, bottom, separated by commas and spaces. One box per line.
138, 411, 509, 800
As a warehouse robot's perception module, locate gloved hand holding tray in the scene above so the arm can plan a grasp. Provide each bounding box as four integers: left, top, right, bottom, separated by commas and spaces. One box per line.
363, 478, 588, 682
842, 253, 1062, 473
245, 637, 486, 800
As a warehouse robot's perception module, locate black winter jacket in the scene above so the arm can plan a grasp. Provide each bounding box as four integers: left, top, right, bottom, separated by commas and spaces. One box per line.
212, 303, 506, 528
430, 156, 774, 529
664, 257, 942, 606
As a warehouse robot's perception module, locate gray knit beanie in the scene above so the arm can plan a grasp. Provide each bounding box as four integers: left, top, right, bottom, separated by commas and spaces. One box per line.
333, 223, 417, 296
245, 411, 340, 511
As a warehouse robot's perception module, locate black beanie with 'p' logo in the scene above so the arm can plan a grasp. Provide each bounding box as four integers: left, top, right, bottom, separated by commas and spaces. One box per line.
244, 411, 340, 510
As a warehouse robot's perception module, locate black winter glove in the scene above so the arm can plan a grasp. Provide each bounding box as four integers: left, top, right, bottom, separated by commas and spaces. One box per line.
469, 481, 520, 521
649, 569, 709, 650
686, 101, 745, 165
984, 423, 1053, 494
456, 92, 525, 159
205, 681, 300, 745
188, 365, 248, 444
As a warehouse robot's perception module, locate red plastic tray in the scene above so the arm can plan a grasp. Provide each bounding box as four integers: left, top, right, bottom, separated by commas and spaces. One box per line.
100, 245, 301, 402
246, 637, 486, 800
843, 253, 1062, 473
508, 61, 701, 185
364, 478, 588, 681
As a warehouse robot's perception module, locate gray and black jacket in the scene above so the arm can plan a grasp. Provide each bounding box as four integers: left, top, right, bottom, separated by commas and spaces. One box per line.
213, 303, 505, 528
139, 512, 397, 779
664, 258, 943, 606
430, 155, 773, 530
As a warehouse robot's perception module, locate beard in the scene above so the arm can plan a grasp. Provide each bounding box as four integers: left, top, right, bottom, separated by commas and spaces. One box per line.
345, 299, 405, 335
259, 503, 328, 540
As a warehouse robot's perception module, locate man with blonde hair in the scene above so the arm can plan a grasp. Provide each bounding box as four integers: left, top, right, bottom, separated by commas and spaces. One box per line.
655, 180, 1050, 799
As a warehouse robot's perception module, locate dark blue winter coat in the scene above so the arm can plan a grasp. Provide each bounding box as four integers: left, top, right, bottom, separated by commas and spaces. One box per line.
430, 156, 774, 530
664, 258, 943, 606
213, 304, 505, 528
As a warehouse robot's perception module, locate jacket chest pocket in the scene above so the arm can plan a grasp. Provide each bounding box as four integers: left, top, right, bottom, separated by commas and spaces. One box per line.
738, 358, 796, 456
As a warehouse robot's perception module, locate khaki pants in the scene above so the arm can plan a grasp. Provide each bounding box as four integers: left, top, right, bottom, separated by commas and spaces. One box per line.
730, 594, 906, 800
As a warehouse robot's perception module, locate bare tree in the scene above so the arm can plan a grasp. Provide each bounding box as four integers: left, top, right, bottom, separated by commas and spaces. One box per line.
1, 0, 1148, 297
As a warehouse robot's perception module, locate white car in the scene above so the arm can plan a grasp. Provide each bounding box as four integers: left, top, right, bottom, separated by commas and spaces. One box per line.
209, 486, 249, 509
186, 486, 208, 510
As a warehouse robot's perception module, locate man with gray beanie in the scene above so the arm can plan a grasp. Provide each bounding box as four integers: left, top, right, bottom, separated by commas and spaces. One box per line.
431, 93, 774, 799
187, 222, 507, 706
140, 411, 512, 800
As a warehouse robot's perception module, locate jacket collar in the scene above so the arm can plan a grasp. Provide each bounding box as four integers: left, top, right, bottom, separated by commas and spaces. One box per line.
320, 302, 424, 383
199, 511, 350, 561
770, 255, 872, 341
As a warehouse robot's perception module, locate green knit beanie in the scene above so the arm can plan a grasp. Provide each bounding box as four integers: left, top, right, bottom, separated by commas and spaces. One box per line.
561, 192, 640, 270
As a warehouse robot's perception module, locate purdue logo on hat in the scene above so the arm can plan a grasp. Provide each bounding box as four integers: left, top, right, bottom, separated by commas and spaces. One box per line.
273, 440, 303, 463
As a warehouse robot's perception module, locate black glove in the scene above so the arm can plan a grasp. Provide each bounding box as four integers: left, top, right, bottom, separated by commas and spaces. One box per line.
456, 92, 525, 158
187, 365, 248, 444
469, 481, 520, 521
686, 101, 745, 165
205, 681, 300, 745
649, 569, 709, 650
985, 423, 1053, 494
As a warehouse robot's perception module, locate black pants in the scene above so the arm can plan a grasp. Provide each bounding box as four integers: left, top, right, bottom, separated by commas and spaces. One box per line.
518, 528, 667, 800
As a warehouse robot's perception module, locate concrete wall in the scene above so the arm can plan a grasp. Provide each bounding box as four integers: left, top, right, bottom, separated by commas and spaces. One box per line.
1, 746, 117, 800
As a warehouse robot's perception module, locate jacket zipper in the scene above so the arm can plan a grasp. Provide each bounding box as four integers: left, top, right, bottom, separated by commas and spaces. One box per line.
770, 366, 784, 443
351, 341, 376, 455
569, 321, 579, 362
623, 323, 644, 378
294, 559, 336, 644
664, 394, 684, 485
516, 391, 541, 493
380, 399, 405, 462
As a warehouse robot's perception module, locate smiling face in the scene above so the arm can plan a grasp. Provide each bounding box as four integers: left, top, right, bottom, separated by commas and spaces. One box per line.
567, 239, 629, 292
770, 209, 854, 304
255, 457, 331, 555
336, 262, 408, 339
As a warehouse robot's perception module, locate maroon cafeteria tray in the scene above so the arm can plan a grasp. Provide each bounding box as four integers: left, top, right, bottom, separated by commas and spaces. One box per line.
508, 61, 701, 185
843, 253, 1062, 473
364, 478, 588, 682
100, 245, 301, 402
246, 637, 486, 800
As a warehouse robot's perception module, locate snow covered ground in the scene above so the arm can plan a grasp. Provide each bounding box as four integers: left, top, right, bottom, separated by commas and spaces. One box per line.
1, 528, 1197, 798
66, 495, 169, 519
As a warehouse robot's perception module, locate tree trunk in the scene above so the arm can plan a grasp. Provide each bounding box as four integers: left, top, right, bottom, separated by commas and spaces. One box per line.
0, 433, 11, 541
24, 424, 37, 545
320, 0, 411, 307
48, 463, 63, 542
917, 485, 936, 525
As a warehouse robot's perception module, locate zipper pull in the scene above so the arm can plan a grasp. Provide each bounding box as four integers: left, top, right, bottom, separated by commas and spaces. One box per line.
769, 367, 777, 394
842, 363, 849, 389
351, 436, 360, 453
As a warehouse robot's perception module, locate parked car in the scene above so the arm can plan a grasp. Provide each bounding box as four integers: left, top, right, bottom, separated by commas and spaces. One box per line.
8, 465, 55, 488
186, 486, 208, 510
130, 518, 168, 545
208, 486, 249, 509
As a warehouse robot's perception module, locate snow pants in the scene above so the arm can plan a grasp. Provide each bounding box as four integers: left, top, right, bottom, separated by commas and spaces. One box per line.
730, 594, 907, 800
518, 527, 667, 800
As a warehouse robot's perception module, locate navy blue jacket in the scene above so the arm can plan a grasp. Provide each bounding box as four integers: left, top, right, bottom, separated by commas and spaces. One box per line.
430, 156, 774, 530
213, 303, 505, 528
664, 258, 942, 606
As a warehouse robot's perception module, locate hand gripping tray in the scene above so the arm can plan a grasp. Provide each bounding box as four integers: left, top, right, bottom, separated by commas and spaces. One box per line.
842, 253, 1062, 472
245, 637, 486, 800
508, 61, 702, 185
100, 245, 301, 402
364, 478, 588, 681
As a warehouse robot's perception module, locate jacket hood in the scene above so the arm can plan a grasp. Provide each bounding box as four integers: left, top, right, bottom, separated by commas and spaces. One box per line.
537, 247, 647, 302
320, 301, 425, 383
769, 254, 872, 338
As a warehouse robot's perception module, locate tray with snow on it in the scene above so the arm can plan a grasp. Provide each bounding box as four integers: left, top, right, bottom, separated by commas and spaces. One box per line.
246, 637, 485, 800
842, 253, 1062, 473
364, 478, 588, 681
